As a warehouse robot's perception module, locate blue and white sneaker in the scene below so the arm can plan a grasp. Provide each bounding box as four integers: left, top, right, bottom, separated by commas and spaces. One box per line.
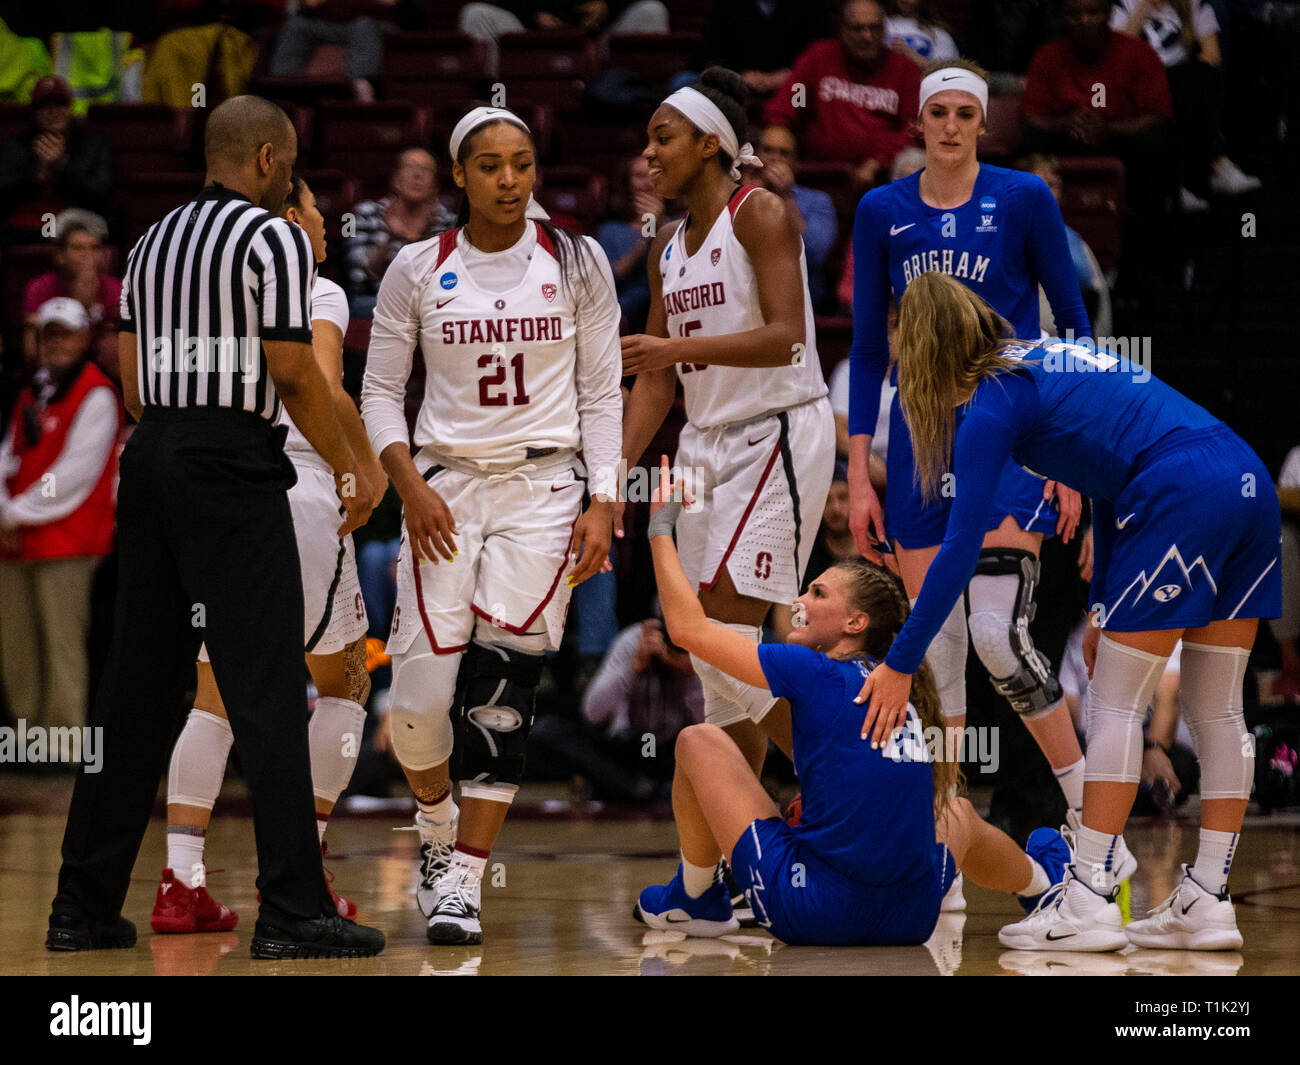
1020, 827, 1071, 913
636, 865, 740, 937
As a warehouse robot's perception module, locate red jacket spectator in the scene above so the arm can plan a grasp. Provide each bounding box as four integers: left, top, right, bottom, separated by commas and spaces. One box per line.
764, 37, 921, 174
1022, 27, 1172, 124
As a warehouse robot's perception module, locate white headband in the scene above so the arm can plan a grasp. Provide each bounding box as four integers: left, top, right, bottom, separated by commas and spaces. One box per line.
918, 68, 989, 117
449, 106, 550, 220
661, 87, 761, 181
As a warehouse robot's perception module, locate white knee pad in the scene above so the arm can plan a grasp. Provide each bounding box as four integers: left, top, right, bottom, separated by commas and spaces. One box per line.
309, 696, 367, 805
473, 615, 551, 655
388, 635, 460, 771
167, 708, 234, 809
693, 622, 776, 727
917, 597, 968, 721
1179, 642, 1253, 801
1082, 636, 1168, 785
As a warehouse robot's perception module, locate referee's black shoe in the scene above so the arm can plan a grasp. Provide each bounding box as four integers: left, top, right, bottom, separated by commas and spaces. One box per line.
46, 911, 137, 951
250, 907, 386, 959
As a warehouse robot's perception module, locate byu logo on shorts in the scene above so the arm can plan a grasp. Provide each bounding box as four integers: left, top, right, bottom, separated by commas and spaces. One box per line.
1152, 584, 1182, 602
710, 248, 721, 266
541, 283, 557, 303
439, 272, 458, 291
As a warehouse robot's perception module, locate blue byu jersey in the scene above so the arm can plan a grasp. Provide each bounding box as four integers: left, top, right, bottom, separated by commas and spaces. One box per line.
886, 342, 1222, 672
848, 164, 1091, 436
757, 642, 936, 887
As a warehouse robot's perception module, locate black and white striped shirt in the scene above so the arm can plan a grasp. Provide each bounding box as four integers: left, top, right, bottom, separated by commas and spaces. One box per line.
120, 183, 314, 422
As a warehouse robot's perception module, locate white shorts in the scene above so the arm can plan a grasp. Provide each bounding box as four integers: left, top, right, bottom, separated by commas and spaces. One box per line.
676, 397, 835, 604
199, 460, 367, 662
386, 457, 584, 657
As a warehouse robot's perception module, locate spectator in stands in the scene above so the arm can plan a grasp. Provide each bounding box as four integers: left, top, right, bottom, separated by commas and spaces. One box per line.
1020, 0, 1174, 214
765, 0, 922, 189
0, 76, 113, 244
801, 459, 863, 591
1017, 153, 1111, 336
964, 0, 1064, 92
0, 297, 121, 751
885, 0, 959, 64
1111, 0, 1260, 209
741, 126, 838, 310
531, 612, 704, 802
269, 0, 401, 103
695, 0, 834, 97
346, 147, 455, 317
836, 143, 923, 313
1272, 446, 1300, 699
597, 155, 667, 333
140, 0, 277, 107
460, 1, 671, 79
23, 208, 121, 383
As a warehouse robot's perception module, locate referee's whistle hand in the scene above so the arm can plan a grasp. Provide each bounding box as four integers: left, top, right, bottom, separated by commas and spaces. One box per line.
336, 479, 371, 538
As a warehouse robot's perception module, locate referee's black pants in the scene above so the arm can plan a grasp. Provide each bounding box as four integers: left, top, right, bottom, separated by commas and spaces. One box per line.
53, 407, 335, 922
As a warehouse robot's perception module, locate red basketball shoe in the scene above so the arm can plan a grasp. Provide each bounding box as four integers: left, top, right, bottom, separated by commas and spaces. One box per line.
150, 868, 239, 933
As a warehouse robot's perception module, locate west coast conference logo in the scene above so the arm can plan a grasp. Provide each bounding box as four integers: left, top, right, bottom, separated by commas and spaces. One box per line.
976, 195, 997, 233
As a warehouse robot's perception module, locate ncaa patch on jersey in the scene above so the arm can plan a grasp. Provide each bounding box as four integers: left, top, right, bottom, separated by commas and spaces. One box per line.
980, 197, 996, 212
439, 272, 458, 291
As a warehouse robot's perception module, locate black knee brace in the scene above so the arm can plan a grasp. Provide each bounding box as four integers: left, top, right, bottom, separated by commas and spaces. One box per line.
451, 641, 544, 788
967, 548, 1064, 718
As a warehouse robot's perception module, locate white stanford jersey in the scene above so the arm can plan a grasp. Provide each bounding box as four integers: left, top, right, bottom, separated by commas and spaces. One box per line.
660, 184, 827, 429
363, 223, 622, 492
280, 274, 350, 468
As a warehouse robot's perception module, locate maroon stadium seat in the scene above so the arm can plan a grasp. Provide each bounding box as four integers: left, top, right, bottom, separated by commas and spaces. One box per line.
498, 30, 596, 112
86, 104, 197, 184
1057, 156, 1125, 275
120, 172, 205, 246
315, 101, 433, 200
814, 316, 853, 381
253, 42, 352, 103
534, 165, 608, 235
979, 92, 1023, 161
607, 32, 699, 92
385, 32, 488, 105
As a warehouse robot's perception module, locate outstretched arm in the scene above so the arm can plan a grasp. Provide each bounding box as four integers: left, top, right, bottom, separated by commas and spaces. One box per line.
647, 456, 767, 690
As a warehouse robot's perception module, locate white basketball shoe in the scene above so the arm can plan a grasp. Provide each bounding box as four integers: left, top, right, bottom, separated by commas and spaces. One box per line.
1124, 866, 1243, 951
997, 866, 1129, 952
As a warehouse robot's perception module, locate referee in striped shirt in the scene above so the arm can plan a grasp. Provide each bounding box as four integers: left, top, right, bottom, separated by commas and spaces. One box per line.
48, 96, 385, 958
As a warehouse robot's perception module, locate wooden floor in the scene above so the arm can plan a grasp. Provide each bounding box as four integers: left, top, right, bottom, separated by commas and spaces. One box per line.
2, 779, 1298, 976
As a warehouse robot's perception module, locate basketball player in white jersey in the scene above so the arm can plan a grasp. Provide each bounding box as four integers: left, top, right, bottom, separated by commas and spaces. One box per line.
154, 176, 388, 933
361, 106, 623, 946
622, 67, 836, 796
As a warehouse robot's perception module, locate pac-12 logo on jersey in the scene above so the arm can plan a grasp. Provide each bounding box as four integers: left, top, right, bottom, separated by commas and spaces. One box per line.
541, 283, 556, 303
710, 248, 721, 266
439, 272, 458, 291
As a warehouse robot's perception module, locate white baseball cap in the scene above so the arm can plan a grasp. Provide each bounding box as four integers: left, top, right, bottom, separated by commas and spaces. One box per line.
35, 297, 90, 331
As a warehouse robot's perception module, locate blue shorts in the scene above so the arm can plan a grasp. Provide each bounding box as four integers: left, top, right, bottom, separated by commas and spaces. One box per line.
1097, 425, 1282, 632
885, 388, 1058, 549
728, 817, 955, 946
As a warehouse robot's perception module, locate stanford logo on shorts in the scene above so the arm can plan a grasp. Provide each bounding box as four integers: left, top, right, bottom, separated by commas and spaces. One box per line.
541, 283, 557, 303
754, 551, 773, 580
710, 249, 721, 267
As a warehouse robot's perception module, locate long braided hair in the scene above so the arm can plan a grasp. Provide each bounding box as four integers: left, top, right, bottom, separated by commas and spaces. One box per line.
831, 559, 963, 812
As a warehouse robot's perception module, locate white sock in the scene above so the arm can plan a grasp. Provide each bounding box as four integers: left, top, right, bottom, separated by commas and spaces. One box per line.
166, 829, 207, 888
416, 795, 457, 841
681, 856, 716, 899
451, 845, 488, 878
1054, 757, 1086, 814
1074, 824, 1122, 895
1189, 829, 1238, 895
1016, 857, 1051, 897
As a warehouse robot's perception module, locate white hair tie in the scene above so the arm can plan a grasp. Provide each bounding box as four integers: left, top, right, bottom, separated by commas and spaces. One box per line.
449, 105, 549, 220
661, 86, 761, 181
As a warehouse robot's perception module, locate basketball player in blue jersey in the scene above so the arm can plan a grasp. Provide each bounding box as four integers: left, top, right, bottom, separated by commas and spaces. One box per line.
635, 457, 1070, 945
857, 273, 1280, 950
847, 59, 1101, 904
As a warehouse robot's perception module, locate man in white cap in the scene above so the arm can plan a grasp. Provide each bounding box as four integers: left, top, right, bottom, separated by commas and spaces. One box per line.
0, 297, 122, 759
